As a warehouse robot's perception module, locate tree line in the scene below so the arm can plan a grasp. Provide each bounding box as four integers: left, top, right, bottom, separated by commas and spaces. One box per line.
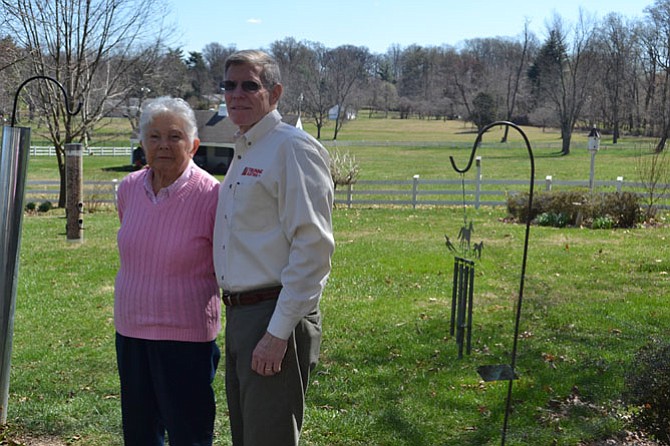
1, 0, 670, 203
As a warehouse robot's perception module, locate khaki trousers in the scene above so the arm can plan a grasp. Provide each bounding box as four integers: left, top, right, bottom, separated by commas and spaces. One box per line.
225, 299, 321, 446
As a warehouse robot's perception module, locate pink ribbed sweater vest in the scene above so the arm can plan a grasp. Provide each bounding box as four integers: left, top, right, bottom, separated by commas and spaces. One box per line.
114, 166, 221, 342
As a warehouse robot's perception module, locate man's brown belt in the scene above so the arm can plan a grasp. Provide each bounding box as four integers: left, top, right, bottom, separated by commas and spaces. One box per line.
222, 286, 282, 307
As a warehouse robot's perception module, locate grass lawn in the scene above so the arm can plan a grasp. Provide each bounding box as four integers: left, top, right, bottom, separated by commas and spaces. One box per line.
9, 205, 669, 445
5, 116, 669, 445
26, 114, 659, 184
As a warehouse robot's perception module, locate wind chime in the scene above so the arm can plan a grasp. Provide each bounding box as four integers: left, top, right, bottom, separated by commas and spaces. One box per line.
445, 192, 482, 359
447, 121, 535, 446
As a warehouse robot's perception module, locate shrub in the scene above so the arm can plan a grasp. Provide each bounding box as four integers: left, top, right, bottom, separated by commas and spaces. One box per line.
506, 192, 534, 223
536, 212, 569, 227
329, 149, 360, 190
37, 201, 53, 213
506, 190, 642, 229
25, 202, 36, 212
592, 216, 614, 230
507, 190, 586, 225
623, 339, 670, 444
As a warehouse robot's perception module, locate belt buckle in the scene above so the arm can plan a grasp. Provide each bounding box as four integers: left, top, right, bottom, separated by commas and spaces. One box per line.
223, 291, 241, 306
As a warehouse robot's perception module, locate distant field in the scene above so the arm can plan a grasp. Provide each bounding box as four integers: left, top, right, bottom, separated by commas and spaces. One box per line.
26, 116, 661, 186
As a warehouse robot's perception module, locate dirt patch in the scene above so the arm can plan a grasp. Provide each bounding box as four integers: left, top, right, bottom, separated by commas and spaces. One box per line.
579, 431, 660, 445
11, 435, 68, 446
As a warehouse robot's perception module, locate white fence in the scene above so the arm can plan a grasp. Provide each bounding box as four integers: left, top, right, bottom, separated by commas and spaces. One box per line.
333, 175, 670, 208
30, 146, 132, 157
24, 176, 670, 210
25, 180, 119, 206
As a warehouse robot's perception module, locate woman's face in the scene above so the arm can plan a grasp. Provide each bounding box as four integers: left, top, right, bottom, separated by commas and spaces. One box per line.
142, 113, 198, 178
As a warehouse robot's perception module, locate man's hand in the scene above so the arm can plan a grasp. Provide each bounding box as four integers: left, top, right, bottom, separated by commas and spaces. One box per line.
251, 331, 288, 376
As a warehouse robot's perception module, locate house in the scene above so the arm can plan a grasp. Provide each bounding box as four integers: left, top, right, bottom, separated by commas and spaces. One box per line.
192, 105, 237, 174
328, 104, 356, 121
131, 103, 302, 175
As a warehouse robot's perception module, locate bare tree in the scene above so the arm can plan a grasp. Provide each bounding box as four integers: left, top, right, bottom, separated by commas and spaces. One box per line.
641, 0, 670, 152
1, 0, 170, 206
462, 34, 537, 137
270, 37, 314, 115
325, 45, 371, 140
636, 146, 670, 220
0, 36, 26, 121
446, 49, 484, 124
203, 42, 236, 97
500, 25, 537, 141
528, 13, 598, 155
298, 42, 331, 139
592, 13, 641, 143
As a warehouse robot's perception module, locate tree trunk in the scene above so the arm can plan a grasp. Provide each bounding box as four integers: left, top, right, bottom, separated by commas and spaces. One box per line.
612, 121, 619, 145
560, 125, 572, 156
57, 148, 66, 208
501, 125, 510, 143
655, 135, 667, 153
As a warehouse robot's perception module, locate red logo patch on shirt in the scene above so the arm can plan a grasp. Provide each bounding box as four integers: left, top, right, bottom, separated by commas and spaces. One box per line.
242, 167, 263, 177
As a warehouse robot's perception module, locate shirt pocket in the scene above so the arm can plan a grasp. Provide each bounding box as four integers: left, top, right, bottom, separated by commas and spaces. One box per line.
232, 179, 277, 231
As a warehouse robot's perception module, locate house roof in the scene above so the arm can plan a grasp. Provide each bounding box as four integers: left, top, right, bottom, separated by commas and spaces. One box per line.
194, 110, 301, 145
194, 110, 238, 144
131, 110, 301, 145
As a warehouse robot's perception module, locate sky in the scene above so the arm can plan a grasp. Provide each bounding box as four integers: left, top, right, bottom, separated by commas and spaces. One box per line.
168, 0, 653, 55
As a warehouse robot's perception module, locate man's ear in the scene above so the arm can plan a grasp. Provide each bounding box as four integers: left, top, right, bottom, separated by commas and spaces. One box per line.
270, 83, 283, 107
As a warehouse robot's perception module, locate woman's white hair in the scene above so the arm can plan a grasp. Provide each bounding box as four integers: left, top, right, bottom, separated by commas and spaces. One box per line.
138, 96, 198, 144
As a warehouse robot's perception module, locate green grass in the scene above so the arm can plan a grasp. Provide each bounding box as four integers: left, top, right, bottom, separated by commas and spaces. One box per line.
7, 117, 670, 445
10, 206, 670, 445
26, 115, 659, 184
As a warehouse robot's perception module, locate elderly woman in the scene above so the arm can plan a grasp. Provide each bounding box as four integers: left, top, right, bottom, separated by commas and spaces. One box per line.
114, 96, 221, 446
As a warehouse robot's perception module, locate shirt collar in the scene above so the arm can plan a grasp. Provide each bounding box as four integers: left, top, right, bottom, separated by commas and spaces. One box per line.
235, 109, 282, 146
144, 159, 195, 203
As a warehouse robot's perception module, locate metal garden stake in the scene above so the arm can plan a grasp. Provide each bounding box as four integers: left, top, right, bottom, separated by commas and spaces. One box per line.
449, 121, 535, 446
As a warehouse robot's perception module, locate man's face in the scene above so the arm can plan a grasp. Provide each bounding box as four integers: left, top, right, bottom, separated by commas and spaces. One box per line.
223, 63, 281, 133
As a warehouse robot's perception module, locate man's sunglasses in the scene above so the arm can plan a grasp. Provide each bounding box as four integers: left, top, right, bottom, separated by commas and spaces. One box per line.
221, 80, 264, 93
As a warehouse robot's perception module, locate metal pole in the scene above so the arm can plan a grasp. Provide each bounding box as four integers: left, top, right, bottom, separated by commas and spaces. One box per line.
450, 258, 458, 336
589, 151, 596, 192
475, 156, 482, 209
0, 126, 31, 423
412, 174, 420, 209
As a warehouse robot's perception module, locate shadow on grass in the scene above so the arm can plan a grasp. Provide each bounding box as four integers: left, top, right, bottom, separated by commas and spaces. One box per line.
102, 165, 139, 173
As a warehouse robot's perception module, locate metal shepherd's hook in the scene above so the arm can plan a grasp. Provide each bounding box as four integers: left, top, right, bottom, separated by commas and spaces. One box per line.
11, 75, 82, 127
449, 120, 535, 446
0, 75, 81, 424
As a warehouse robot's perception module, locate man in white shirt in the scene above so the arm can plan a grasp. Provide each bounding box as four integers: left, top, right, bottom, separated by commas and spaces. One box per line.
213, 49, 334, 446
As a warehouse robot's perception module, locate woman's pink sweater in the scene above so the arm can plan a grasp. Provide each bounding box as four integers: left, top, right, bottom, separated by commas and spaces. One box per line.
114, 166, 221, 342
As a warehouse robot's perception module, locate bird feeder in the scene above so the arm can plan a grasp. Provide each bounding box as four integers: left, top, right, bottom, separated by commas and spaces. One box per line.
0, 76, 80, 423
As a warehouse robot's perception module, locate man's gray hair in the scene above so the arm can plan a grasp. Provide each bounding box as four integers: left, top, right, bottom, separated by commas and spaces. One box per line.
139, 96, 198, 144
224, 50, 282, 88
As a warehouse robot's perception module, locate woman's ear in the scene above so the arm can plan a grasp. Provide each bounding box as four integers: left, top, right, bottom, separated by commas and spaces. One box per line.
190, 138, 200, 157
